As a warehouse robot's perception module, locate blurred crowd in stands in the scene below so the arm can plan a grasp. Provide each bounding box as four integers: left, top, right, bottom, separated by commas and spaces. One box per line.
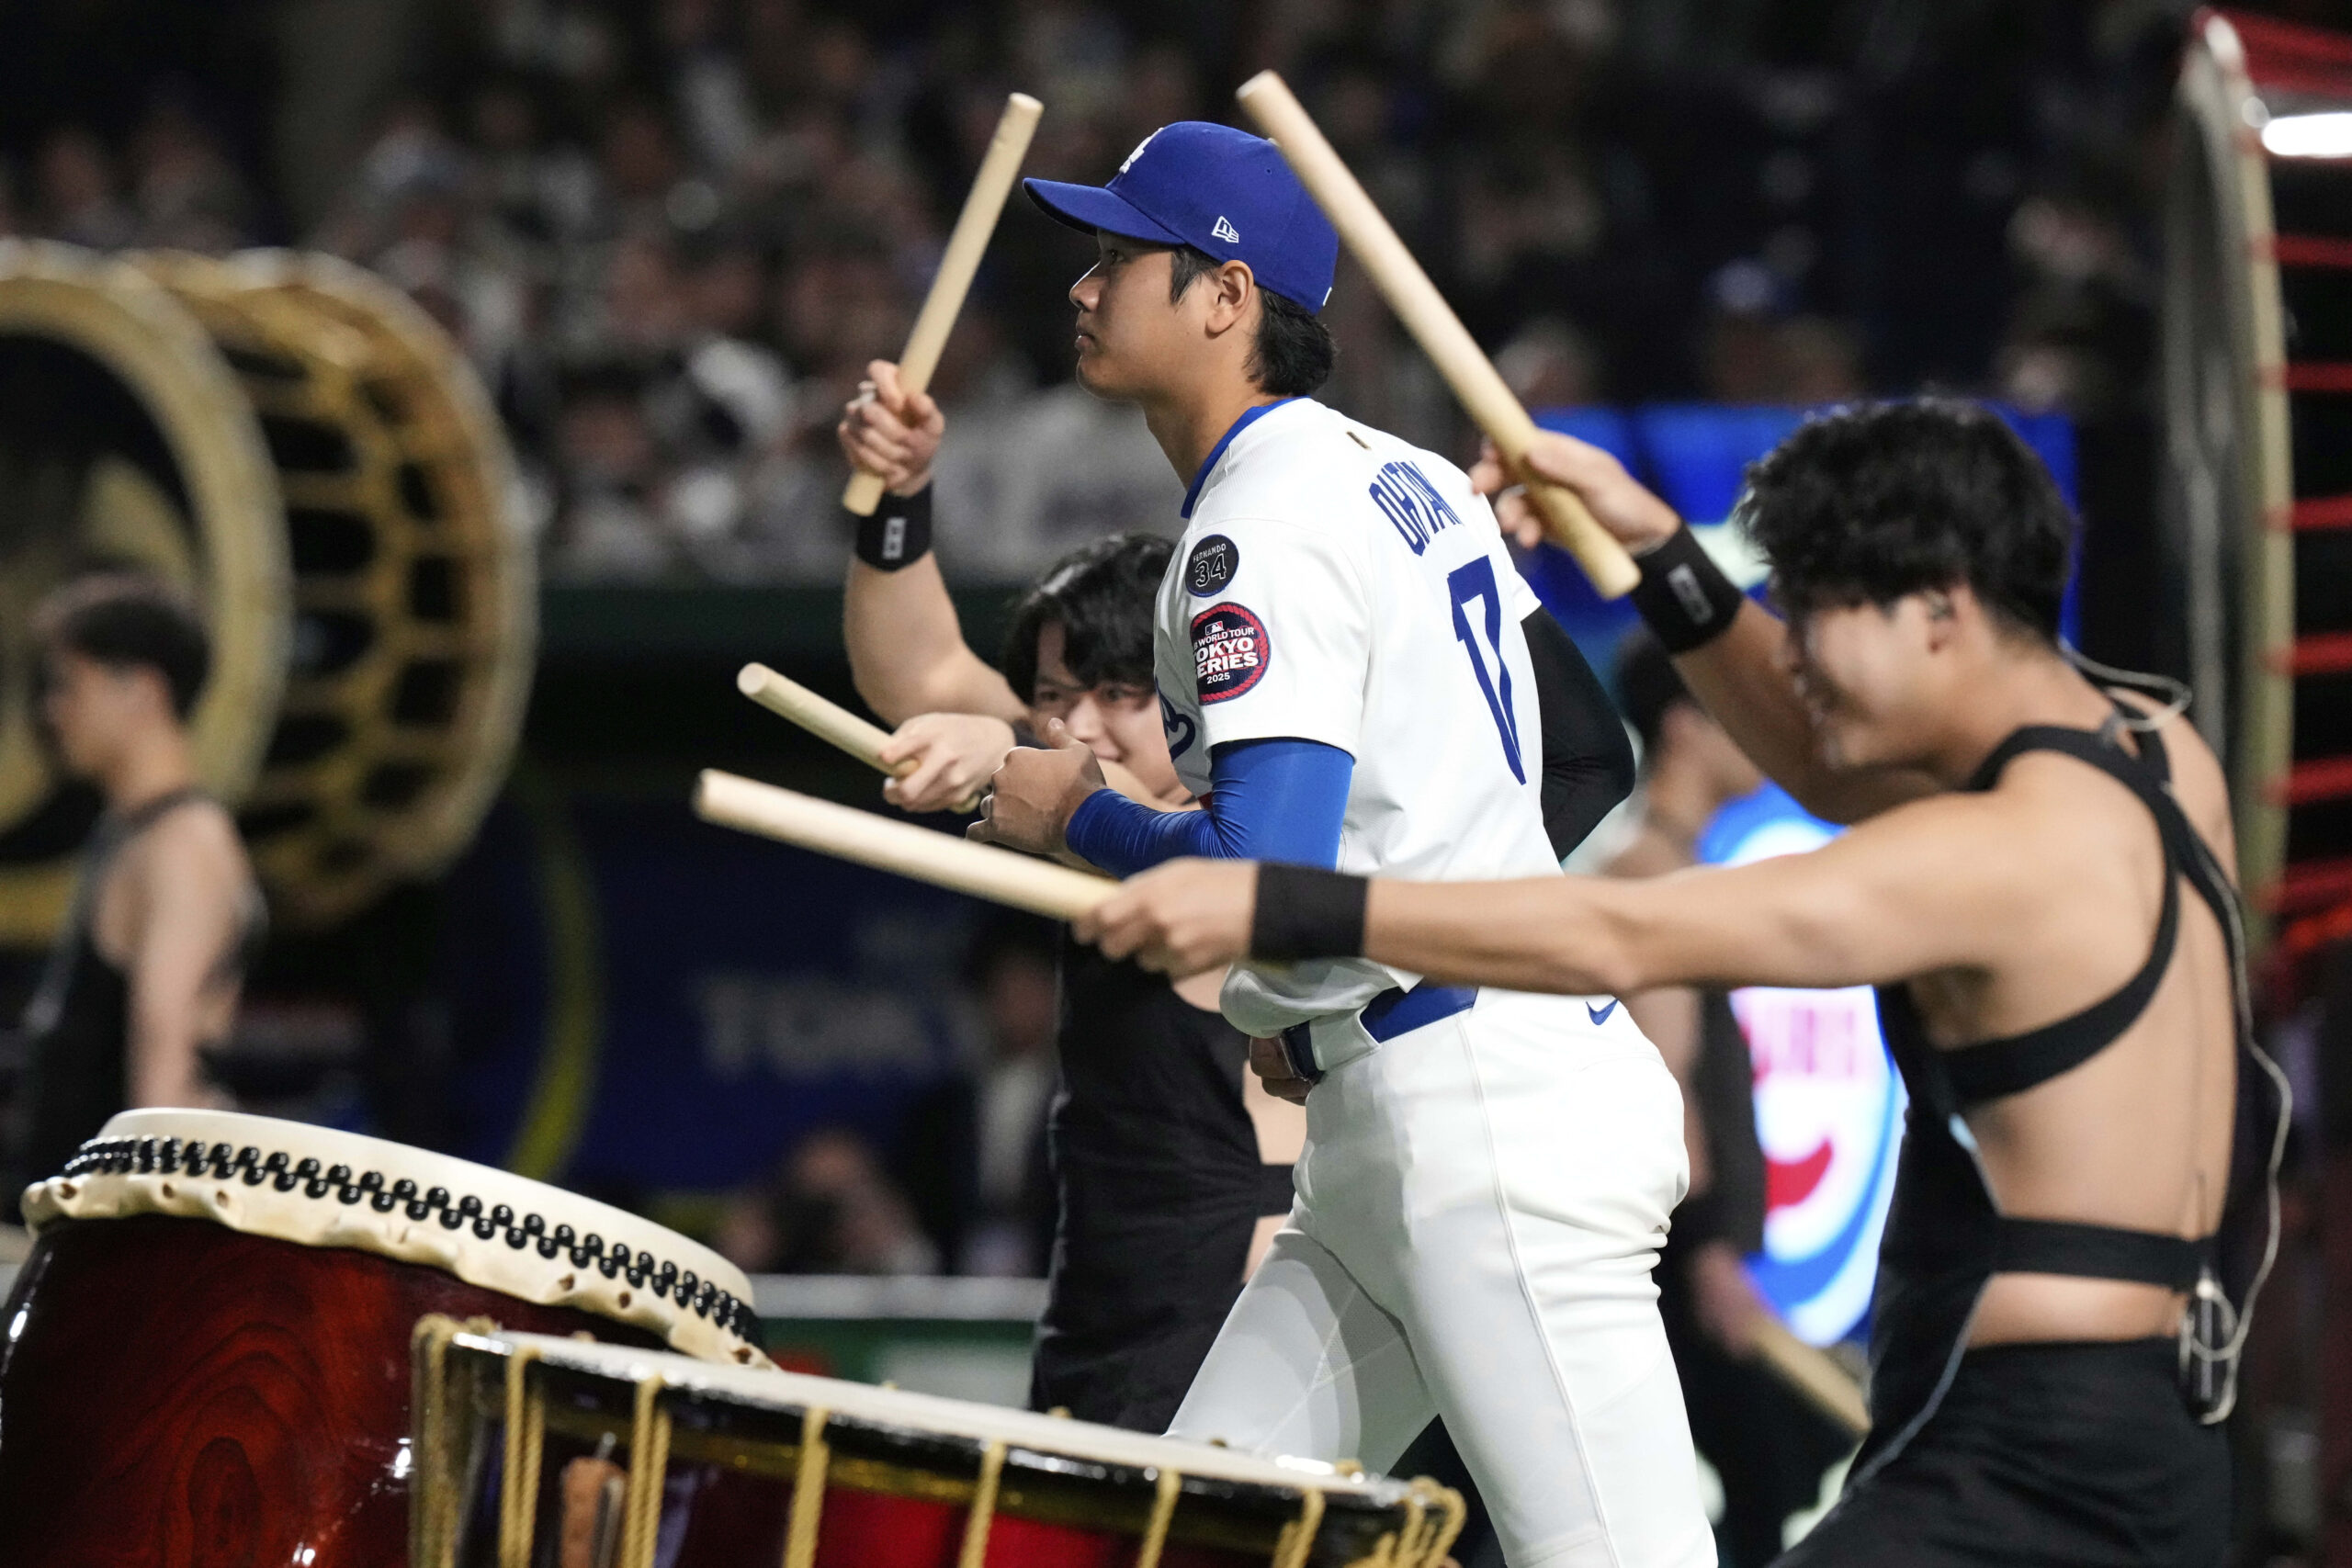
2, 0, 2190, 590
709, 914, 1061, 1278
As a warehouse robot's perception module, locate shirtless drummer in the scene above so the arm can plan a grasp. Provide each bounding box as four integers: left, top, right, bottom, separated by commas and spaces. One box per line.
1083, 400, 2287, 1568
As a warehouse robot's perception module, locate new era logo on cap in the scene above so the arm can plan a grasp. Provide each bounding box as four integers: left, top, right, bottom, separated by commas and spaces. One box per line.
1023, 121, 1340, 315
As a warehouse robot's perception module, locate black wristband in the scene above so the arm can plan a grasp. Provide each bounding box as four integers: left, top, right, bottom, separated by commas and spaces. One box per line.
853, 483, 933, 570
1628, 525, 1745, 654
1251, 863, 1370, 961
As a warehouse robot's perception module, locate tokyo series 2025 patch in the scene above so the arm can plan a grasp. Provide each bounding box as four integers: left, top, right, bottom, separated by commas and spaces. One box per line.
1191, 602, 1269, 703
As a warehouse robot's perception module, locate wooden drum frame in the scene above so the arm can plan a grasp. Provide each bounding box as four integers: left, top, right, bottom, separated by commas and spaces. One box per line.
2164, 10, 2352, 955
414, 1326, 1466, 1568
0, 242, 533, 940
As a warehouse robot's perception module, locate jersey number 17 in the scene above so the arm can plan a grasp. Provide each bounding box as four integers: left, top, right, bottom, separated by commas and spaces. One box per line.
1447, 556, 1526, 784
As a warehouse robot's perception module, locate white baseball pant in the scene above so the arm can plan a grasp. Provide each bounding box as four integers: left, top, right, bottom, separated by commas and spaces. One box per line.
1169, 987, 1715, 1568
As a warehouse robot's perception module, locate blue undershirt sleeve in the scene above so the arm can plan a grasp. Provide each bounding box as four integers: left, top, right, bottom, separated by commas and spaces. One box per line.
1062, 737, 1353, 879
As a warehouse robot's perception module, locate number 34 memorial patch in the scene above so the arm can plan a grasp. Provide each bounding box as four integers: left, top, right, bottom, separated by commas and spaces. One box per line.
1191, 603, 1270, 703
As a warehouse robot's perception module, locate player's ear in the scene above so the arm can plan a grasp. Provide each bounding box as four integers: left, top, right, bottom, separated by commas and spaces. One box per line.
1207, 260, 1254, 332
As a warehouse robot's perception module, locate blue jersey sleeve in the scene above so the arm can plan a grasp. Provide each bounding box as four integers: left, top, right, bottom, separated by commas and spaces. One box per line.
1063, 737, 1352, 878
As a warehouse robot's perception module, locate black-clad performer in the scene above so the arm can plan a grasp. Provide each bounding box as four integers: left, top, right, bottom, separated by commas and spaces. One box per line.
7, 575, 263, 1219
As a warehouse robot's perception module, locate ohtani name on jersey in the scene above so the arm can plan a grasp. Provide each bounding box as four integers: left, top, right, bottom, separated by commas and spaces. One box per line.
1368, 460, 1464, 556
1190, 602, 1270, 703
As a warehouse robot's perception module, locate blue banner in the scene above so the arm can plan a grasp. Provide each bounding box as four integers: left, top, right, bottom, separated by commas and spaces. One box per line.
434, 781, 983, 1201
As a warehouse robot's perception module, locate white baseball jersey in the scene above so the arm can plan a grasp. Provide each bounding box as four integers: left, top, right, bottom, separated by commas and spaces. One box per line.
1153, 398, 1564, 1053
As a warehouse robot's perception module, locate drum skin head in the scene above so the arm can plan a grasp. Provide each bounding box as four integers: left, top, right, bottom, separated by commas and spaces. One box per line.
19, 1108, 762, 1365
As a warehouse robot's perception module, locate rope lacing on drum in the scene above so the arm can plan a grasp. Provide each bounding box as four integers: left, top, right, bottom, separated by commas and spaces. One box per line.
54, 1134, 757, 1343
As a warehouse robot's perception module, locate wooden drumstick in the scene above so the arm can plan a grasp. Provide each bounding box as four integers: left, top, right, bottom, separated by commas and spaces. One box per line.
1751, 1316, 1871, 1438
738, 662, 982, 815
842, 92, 1045, 516
695, 769, 1113, 921
1234, 72, 1641, 600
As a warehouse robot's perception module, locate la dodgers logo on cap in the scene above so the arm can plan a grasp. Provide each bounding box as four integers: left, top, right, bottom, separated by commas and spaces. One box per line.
1024, 121, 1340, 315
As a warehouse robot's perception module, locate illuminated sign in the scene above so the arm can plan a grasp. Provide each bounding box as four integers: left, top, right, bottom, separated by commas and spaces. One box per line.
1697, 784, 1905, 1347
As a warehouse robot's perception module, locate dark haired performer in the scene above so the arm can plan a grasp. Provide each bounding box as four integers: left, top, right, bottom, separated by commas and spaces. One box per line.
1081, 401, 2288, 1568
6, 575, 263, 1218
838, 343, 1635, 1452
976, 124, 1708, 1568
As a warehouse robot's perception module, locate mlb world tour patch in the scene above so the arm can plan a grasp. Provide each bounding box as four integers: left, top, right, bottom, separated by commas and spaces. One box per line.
1192, 602, 1269, 703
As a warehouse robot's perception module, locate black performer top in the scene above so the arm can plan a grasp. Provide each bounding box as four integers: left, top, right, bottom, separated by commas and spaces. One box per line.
1670, 989, 1768, 1256
1854, 709, 2279, 1485
1031, 935, 1289, 1430
8, 789, 262, 1211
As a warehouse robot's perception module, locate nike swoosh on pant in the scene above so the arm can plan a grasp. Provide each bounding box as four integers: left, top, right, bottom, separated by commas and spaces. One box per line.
1586, 999, 1619, 1025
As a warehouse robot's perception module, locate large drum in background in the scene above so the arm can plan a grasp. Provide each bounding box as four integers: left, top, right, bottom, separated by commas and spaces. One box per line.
0, 242, 533, 941
0, 1110, 760, 1568
414, 1326, 1465, 1568
2164, 10, 2352, 954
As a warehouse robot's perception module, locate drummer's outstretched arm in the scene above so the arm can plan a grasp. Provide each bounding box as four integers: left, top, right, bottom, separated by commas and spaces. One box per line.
1079, 791, 2018, 995
1471, 432, 1936, 826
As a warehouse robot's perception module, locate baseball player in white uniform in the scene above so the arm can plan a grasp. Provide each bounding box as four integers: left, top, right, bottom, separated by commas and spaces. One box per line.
978, 121, 1713, 1568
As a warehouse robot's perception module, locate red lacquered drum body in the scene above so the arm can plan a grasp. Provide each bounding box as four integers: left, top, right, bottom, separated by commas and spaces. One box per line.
0, 1217, 661, 1568
416, 1328, 1466, 1568
0, 1111, 762, 1568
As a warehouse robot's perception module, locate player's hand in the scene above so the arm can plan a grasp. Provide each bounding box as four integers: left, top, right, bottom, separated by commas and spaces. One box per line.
1248, 1035, 1314, 1104
1688, 1238, 1770, 1359
837, 359, 945, 497
1469, 432, 1681, 554
1075, 858, 1258, 976
969, 718, 1105, 858
878, 713, 1013, 814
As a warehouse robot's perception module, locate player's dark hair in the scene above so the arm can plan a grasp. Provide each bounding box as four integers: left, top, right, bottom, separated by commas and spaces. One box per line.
1612, 627, 1689, 759
1002, 532, 1172, 705
34, 572, 211, 719
1737, 400, 2075, 642
1169, 244, 1334, 397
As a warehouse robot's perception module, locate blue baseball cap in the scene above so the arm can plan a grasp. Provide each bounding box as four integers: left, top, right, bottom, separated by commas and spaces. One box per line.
1024, 121, 1339, 315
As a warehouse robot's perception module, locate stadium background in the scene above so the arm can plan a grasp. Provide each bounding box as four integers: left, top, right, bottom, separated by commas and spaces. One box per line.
0, 1, 2340, 1558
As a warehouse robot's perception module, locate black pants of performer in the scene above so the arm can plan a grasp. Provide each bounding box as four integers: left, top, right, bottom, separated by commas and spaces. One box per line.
1657, 1245, 1856, 1567
1033, 1314, 1229, 1434
1777, 1338, 2230, 1568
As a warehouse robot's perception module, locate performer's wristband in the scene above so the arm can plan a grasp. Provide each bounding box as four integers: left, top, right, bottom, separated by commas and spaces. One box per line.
1628, 525, 1745, 653
853, 483, 933, 570
1251, 863, 1369, 961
